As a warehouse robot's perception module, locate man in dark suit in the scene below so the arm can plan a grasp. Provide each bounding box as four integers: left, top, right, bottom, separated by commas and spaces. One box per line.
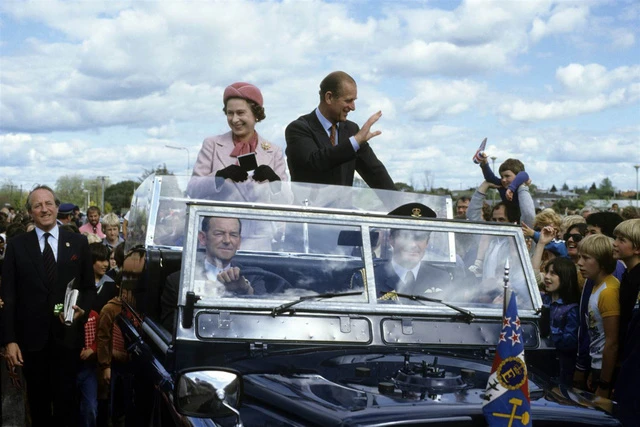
1, 185, 96, 426
285, 71, 396, 190
160, 216, 289, 330
376, 228, 452, 298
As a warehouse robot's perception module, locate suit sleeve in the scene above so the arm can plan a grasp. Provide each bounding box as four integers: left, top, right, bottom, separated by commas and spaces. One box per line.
285, 118, 358, 174
354, 141, 396, 190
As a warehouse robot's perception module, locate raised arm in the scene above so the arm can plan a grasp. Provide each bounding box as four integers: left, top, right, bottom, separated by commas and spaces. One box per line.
517, 184, 535, 228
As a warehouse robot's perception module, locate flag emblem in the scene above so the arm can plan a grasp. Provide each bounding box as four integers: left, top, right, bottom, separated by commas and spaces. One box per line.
483, 291, 531, 426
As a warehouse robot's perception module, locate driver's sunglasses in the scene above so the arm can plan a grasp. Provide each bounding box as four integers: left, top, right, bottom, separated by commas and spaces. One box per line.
563, 233, 583, 243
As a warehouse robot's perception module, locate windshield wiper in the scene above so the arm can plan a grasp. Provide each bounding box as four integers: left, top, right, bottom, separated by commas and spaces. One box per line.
271, 291, 364, 317
379, 292, 475, 322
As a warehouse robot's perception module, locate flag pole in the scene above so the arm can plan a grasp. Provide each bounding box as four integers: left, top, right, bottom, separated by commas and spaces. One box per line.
502, 259, 510, 315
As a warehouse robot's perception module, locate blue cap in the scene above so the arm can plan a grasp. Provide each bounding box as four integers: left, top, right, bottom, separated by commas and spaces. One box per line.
59, 203, 76, 215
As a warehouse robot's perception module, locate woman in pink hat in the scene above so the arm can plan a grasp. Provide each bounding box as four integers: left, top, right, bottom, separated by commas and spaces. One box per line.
190, 82, 287, 184
187, 82, 289, 250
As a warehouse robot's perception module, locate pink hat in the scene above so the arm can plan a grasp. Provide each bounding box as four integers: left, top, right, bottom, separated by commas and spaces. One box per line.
223, 82, 263, 107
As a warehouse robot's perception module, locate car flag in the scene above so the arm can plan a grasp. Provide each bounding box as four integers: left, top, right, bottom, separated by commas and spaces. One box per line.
482, 290, 531, 426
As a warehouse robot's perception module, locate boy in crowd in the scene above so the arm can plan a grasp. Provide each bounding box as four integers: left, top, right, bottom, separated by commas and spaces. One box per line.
612, 219, 640, 355
77, 243, 118, 426
613, 219, 640, 427
574, 234, 620, 398
474, 151, 530, 205
101, 213, 124, 251
522, 208, 569, 260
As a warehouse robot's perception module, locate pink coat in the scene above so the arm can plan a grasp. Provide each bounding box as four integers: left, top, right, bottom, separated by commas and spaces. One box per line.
191, 131, 287, 181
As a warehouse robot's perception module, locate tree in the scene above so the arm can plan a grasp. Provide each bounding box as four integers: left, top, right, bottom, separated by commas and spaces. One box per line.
552, 198, 584, 214
55, 175, 86, 207
588, 182, 597, 194
562, 183, 569, 191
550, 185, 557, 193
105, 180, 138, 213
597, 177, 615, 198
140, 163, 173, 182
0, 181, 25, 210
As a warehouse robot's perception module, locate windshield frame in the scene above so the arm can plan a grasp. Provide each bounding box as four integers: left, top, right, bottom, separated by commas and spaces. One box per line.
178, 200, 542, 319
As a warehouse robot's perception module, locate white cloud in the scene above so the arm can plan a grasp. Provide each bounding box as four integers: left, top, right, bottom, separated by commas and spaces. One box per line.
556, 63, 640, 94
405, 79, 487, 121
1, 0, 639, 193
498, 63, 640, 121
530, 5, 589, 43
611, 29, 635, 49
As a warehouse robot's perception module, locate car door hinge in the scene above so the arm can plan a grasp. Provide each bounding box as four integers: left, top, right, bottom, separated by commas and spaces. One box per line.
250, 341, 268, 357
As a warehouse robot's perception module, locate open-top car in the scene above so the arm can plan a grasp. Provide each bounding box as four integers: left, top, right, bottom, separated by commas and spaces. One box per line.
118, 175, 620, 426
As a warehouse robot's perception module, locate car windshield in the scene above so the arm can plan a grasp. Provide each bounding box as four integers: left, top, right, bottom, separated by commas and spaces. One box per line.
184, 214, 533, 312
128, 175, 539, 317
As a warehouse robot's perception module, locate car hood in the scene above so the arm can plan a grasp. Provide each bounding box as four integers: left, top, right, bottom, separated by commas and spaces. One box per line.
229, 350, 619, 426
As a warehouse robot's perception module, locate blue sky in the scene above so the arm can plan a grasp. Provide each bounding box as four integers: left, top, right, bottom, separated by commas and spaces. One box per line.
1, 0, 638, 195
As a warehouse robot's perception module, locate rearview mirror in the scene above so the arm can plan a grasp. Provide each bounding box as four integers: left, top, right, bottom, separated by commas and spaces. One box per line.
175, 368, 242, 419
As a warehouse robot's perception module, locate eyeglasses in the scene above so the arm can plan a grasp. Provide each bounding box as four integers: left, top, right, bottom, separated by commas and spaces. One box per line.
563, 233, 583, 243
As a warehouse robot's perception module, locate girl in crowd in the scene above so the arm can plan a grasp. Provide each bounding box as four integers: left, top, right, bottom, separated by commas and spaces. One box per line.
540, 257, 581, 386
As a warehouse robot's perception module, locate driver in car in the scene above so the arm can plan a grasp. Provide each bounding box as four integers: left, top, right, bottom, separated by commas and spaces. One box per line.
351, 203, 452, 300
376, 228, 452, 299
160, 216, 289, 329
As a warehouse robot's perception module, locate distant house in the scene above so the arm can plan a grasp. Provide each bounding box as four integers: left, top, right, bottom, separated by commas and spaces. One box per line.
534, 189, 579, 209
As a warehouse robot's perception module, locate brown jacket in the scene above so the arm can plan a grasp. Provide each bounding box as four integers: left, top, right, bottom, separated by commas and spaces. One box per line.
96, 297, 128, 371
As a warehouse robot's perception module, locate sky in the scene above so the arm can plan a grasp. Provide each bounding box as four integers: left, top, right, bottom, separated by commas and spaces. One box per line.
1, 0, 639, 195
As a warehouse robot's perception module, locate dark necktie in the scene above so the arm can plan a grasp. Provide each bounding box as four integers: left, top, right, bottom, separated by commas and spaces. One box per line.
329, 124, 336, 146
404, 271, 415, 290
43, 232, 57, 287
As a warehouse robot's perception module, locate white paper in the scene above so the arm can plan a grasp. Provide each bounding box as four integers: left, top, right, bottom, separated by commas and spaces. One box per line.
63, 278, 79, 325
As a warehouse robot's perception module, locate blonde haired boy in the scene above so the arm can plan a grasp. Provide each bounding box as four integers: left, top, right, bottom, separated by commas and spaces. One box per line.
101, 213, 124, 250
612, 219, 640, 354
613, 219, 640, 427
575, 234, 619, 398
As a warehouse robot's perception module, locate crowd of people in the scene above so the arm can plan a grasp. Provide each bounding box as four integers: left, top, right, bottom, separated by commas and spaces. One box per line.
1, 69, 639, 425
455, 174, 639, 425
0, 195, 130, 426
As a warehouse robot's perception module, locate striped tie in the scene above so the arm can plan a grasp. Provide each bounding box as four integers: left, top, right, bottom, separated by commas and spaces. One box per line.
329, 124, 336, 146
43, 233, 57, 288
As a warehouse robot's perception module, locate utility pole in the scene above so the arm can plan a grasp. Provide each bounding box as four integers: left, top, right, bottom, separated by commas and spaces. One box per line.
635, 165, 640, 207
97, 176, 109, 212
490, 156, 497, 205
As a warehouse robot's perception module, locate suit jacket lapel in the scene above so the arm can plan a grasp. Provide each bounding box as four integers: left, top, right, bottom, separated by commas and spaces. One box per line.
57, 231, 73, 287
306, 111, 332, 147
26, 230, 48, 286
215, 132, 235, 167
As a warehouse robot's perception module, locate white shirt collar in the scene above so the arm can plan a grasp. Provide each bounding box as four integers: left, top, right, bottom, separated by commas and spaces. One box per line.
315, 108, 334, 135
35, 225, 59, 241
391, 260, 420, 285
